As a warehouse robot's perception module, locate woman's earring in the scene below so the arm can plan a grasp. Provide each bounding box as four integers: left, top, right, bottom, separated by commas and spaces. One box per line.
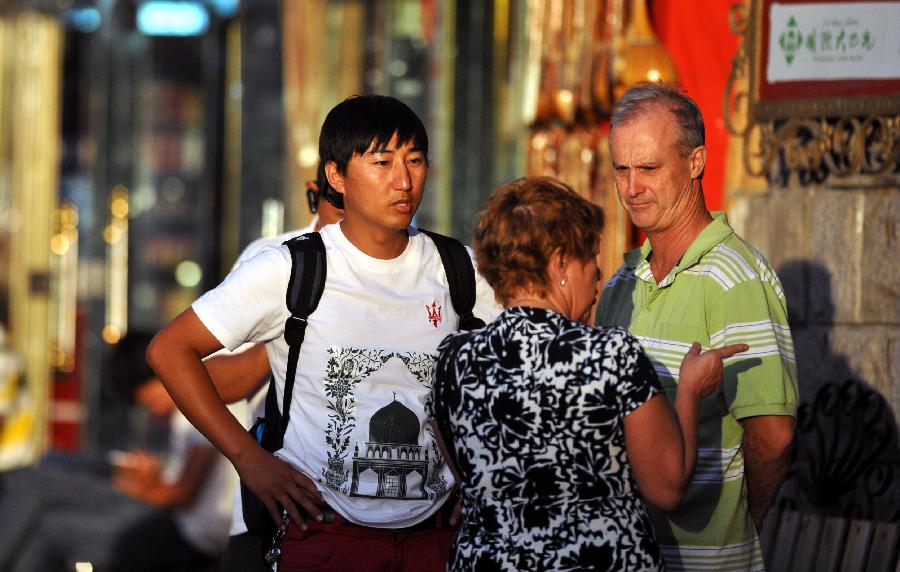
560, 278, 567, 287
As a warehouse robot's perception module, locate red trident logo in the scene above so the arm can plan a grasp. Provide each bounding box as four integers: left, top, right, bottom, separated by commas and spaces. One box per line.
426, 301, 442, 328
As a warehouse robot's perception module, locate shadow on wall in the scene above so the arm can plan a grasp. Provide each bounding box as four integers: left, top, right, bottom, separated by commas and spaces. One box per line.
776, 260, 899, 522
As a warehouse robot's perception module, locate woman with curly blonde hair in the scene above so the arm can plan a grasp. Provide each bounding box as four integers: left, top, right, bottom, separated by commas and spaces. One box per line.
430, 177, 747, 571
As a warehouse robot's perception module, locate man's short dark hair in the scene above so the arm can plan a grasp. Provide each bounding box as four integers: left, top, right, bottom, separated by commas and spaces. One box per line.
107, 331, 157, 402
318, 95, 429, 176
611, 82, 705, 158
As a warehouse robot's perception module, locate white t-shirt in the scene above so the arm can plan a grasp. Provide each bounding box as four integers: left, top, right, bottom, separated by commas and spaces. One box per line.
235, 217, 319, 270
166, 411, 239, 554
225, 220, 318, 536
193, 224, 500, 528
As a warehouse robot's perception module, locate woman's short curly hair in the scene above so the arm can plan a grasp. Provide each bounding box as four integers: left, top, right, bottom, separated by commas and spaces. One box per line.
473, 177, 605, 306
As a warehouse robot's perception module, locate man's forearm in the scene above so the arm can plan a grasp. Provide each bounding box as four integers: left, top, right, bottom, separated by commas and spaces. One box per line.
741, 415, 795, 529
744, 445, 790, 528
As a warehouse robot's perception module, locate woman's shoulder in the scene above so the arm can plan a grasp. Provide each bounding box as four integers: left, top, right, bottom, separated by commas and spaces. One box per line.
559, 320, 634, 347
437, 329, 477, 355
590, 324, 640, 346
579, 324, 646, 365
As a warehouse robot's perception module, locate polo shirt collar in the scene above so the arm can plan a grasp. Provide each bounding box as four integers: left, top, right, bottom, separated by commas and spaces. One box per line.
622, 211, 734, 287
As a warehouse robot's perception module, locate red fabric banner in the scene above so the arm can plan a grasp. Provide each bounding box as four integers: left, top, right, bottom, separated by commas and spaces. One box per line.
651, 0, 739, 211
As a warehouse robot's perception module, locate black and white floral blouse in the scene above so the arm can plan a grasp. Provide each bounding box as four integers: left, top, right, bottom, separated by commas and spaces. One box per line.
430, 306, 665, 571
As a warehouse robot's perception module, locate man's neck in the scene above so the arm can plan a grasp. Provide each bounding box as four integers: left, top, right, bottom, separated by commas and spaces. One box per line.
646, 208, 713, 282
340, 220, 409, 259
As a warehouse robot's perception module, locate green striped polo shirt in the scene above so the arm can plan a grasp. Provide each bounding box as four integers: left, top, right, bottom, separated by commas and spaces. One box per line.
597, 212, 798, 572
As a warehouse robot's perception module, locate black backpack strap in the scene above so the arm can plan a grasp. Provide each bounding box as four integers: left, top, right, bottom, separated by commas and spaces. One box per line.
277, 232, 327, 434
242, 231, 326, 534
418, 228, 485, 331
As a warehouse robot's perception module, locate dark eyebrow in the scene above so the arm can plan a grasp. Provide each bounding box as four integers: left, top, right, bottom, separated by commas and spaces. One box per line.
368, 144, 424, 155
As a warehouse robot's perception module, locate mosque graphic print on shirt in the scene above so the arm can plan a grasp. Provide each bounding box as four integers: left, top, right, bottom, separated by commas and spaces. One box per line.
320, 346, 449, 499
350, 395, 429, 499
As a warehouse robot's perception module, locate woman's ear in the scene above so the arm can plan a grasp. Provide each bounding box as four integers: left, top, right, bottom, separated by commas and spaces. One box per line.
547, 247, 566, 284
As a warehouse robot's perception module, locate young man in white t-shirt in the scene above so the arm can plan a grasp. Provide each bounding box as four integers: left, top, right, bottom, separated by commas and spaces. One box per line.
148, 95, 499, 571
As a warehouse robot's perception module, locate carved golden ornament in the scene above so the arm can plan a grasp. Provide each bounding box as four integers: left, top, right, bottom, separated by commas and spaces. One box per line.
526, 0, 619, 127
612, 0, 677, 101
723, 1, 751, 138
724, 0, 900, 187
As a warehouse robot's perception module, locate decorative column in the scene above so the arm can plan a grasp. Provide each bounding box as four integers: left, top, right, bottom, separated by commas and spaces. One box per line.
3, 12, 63, 461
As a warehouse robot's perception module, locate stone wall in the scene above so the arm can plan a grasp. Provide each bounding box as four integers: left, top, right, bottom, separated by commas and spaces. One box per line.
728, 187, 899, 419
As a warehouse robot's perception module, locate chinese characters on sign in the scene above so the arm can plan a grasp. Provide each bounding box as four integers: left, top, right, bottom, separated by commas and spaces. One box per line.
767, 2, 900, 82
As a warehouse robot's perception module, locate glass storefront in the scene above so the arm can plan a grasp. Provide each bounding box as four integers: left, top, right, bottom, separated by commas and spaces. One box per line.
1, 0, 656, 457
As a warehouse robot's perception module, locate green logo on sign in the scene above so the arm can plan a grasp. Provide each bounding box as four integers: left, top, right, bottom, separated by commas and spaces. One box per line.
779, 15, 803, 65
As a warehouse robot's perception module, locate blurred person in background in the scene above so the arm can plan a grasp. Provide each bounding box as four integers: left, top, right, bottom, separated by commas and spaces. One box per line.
430, 177, 747, 571
0, 331, 237, 571
0, 322, 31, 477
203, 164, 345, 572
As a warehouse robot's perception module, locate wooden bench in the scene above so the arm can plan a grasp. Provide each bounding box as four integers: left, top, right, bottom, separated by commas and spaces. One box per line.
759, 507, 898, 572
757, 379, 899, 571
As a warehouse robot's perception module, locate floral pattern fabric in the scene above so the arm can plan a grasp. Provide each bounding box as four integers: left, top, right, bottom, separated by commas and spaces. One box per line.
430, 306, 665, 571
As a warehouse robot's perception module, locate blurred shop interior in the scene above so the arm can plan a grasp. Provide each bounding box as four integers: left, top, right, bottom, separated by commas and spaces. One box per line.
0, 0, 812, 461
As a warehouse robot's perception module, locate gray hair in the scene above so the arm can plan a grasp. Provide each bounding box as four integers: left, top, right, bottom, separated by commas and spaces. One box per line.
611, 82, 705, 158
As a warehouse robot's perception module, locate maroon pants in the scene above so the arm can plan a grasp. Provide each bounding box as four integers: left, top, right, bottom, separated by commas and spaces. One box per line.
279, 517, 456, 572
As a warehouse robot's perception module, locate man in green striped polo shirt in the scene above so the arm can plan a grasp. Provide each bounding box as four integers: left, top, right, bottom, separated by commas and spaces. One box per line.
596, 83, 798, 572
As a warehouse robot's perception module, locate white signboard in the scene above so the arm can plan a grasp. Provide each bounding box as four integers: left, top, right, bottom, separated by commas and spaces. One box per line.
767, 2, 900, 82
